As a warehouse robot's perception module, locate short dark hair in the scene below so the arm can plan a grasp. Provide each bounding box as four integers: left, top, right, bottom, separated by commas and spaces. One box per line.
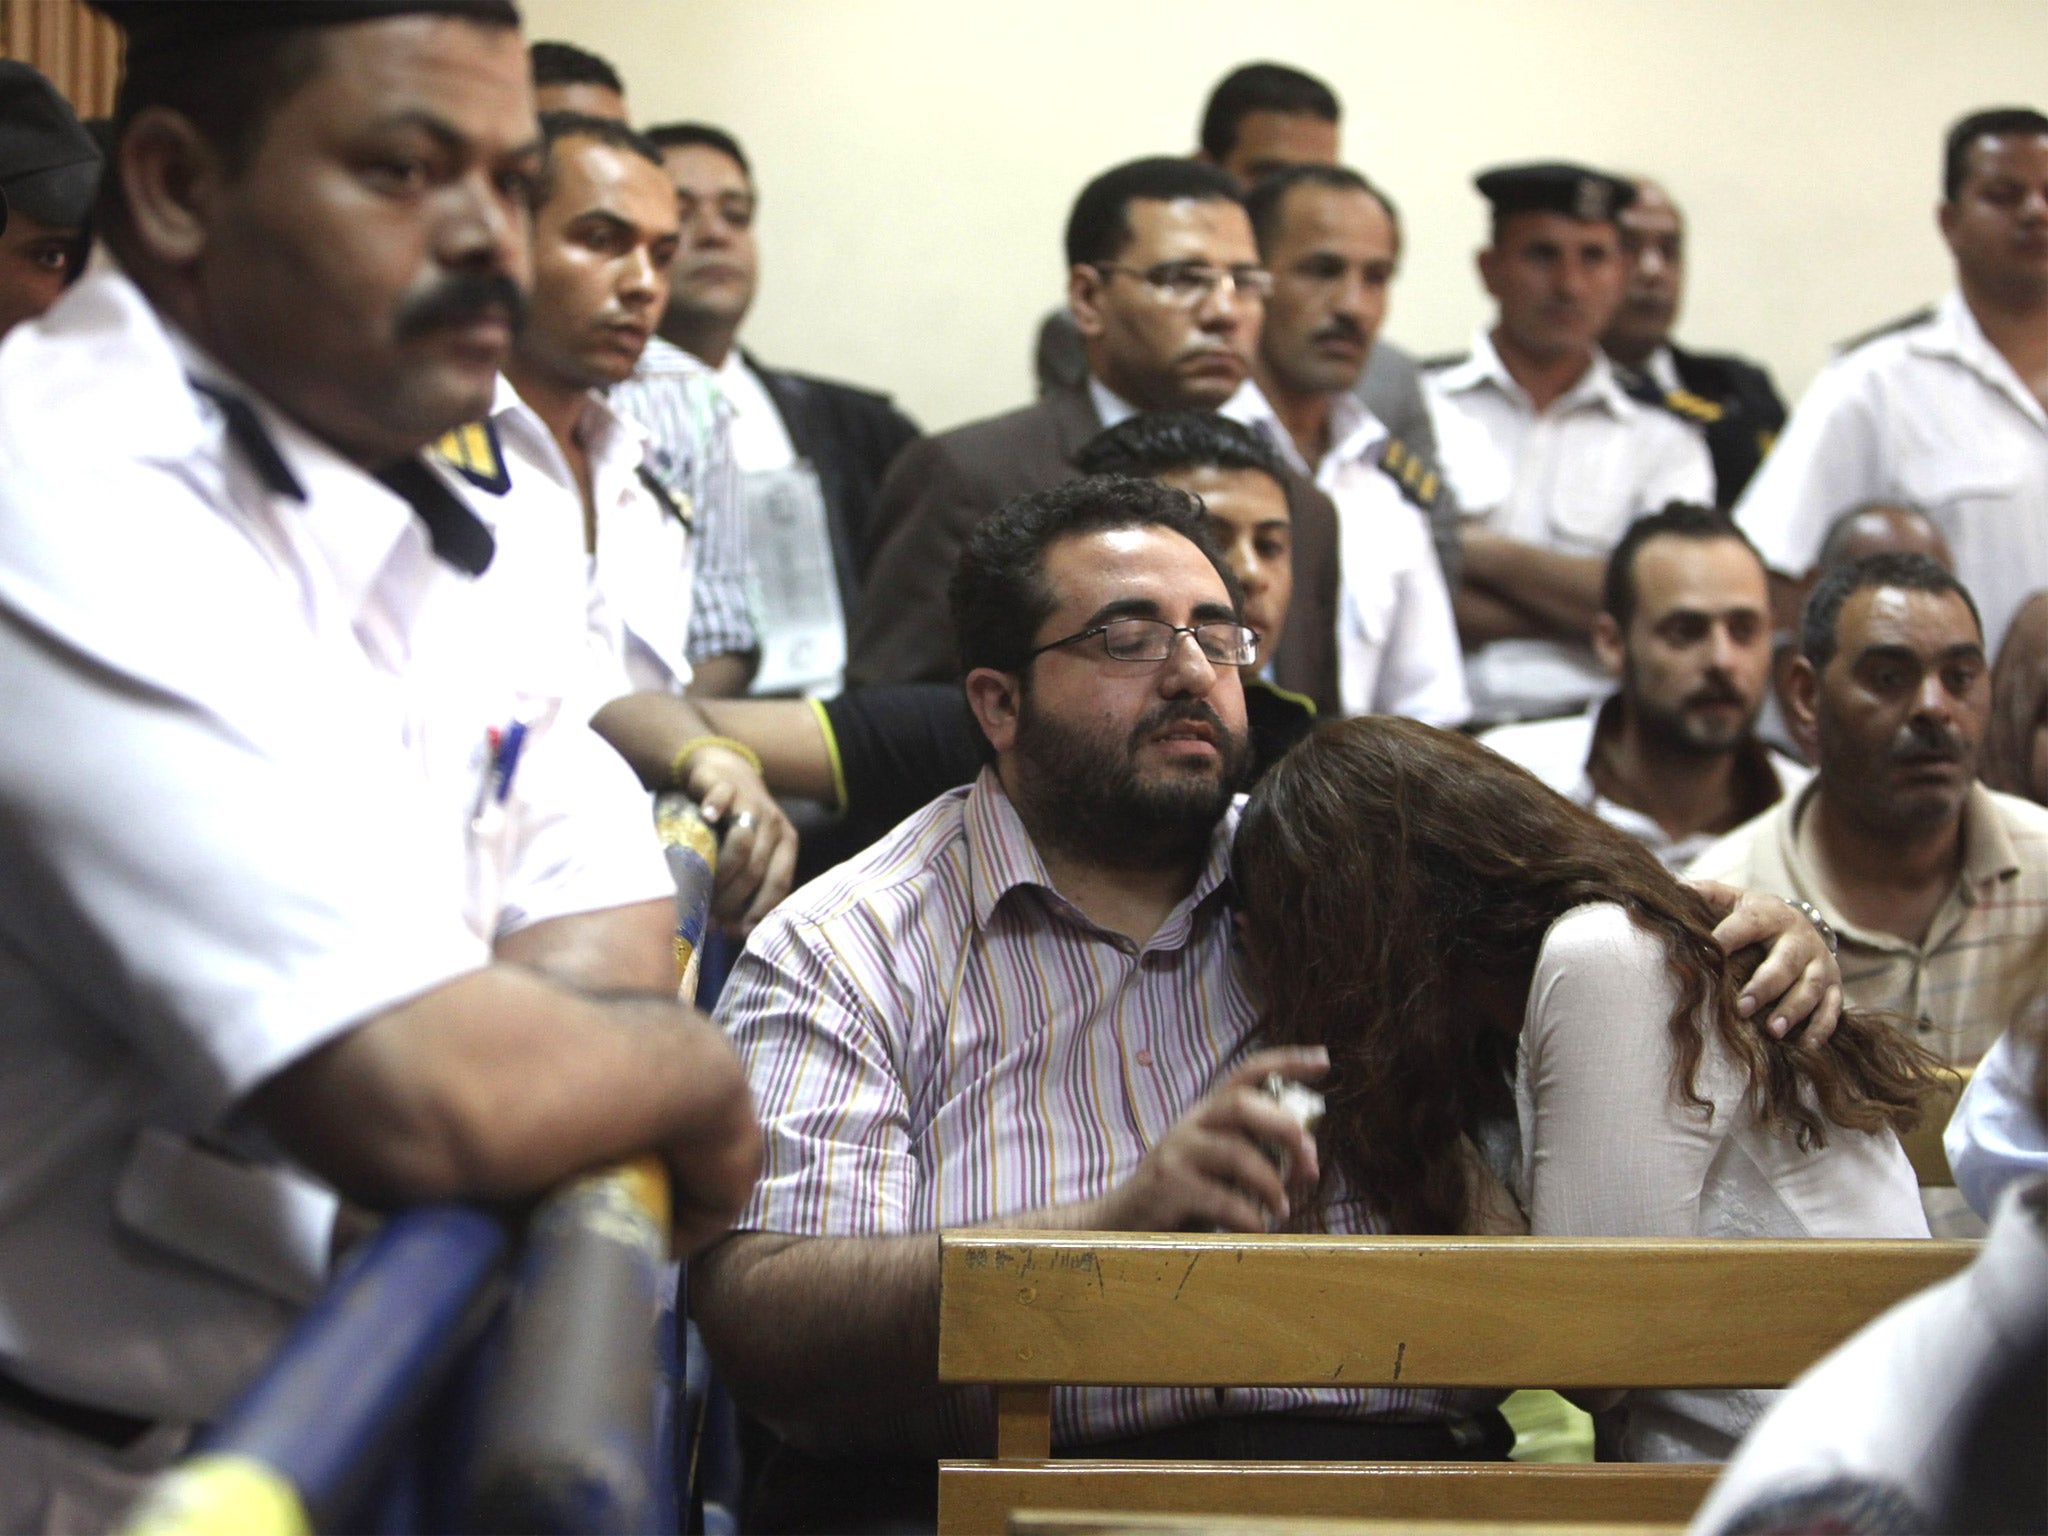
1199, 63, 1340, 163
529, 40, 623, 95
1074, 411, 1289, 487
645, 121, 751, 180
1243, 162, 1401, 256
949, 476, 1240, 680
534, 111, 663, 207
1066, 156, 1244, 269
96, 11, 517, 250
1800, 551, 1983, 671
1602, 503, 1762, 630
1944, 107, 2048, 200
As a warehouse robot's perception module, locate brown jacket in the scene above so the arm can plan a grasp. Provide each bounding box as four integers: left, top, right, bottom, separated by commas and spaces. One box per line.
845, 385, 1342, 715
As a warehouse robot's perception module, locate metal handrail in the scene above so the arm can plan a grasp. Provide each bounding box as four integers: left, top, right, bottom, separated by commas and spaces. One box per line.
123, 796, 720, 1535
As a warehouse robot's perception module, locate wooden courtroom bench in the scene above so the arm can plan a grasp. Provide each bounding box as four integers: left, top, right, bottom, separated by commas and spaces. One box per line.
936, 1231, 1976, 1535
1007, 1514, 1682, 1536
1899, 1066, 1970, 1187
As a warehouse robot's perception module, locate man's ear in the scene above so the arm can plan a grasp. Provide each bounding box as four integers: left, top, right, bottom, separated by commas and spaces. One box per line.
119, 107, 227, 267
1068, 263, 1109, 341
1591, 613, 1625, 678
1476, 245, 1501, 302
963, 666, 1024, 756
1783, 655, 1822, 760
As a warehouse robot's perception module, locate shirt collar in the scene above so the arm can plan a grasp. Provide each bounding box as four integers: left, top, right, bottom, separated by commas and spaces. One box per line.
633, 333, 717, 382
1087, 374, 1140, 431
166, 323, 441, 628
1444, 328, 1629, 417
493, 375, 648, 492
1645, 345, 1682, 393
1221, 379, 1385, 476
961, 766, 1239, 949
1785, 779, 2025, 941
1915, 291, 2048, 430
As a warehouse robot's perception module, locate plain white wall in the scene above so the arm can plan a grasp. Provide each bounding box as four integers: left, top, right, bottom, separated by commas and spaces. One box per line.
523, 0, 2048, 433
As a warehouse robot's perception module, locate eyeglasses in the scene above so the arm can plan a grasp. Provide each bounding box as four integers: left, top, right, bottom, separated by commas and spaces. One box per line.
1029, 617, 1260, 667
1093, 260, 1274, 306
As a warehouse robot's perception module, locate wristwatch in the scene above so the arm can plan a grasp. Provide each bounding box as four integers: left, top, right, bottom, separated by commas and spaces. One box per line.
1785, 897, 1838, 956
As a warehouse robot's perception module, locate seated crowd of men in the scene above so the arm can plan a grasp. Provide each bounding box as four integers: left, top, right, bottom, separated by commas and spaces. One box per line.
0, 5, 2043, 1533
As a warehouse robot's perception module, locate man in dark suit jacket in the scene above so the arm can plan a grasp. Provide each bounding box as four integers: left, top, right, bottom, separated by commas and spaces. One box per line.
644, 121, 921, 649
1603, 178, 1787, 508
850, 156, 1343, 715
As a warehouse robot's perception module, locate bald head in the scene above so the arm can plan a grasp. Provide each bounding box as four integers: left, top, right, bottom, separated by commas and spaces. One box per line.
1816, 503, 1954, 576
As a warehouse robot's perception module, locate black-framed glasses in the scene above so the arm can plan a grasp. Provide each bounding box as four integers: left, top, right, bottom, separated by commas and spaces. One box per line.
1092, 260, 1274, 306
1029, 617, 1259, 667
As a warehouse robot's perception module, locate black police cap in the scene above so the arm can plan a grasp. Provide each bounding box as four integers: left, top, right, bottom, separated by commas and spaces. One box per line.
1474, 162, 1636, 224
89, 1, 521, 61
0, 62, 100, 235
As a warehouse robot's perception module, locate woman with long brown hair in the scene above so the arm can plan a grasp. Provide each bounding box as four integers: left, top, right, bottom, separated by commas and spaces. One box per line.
1233, 715, 1937, 1461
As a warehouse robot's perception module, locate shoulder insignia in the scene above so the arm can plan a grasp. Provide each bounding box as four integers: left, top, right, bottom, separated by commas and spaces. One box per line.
1663, 387, 1725, 425
637, 464, 694, 531
430, 419, 510, 495
1376, 436, 1442, 512
1834, 306, 1936, 356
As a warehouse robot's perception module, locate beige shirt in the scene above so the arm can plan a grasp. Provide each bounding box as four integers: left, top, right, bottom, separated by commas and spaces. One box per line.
1688, 781, 2048, 1066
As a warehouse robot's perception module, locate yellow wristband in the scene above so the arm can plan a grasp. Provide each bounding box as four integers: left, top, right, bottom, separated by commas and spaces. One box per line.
669, 734, 763, 787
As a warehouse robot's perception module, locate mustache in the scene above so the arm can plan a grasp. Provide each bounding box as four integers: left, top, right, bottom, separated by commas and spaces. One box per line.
1311, 316, 1368, 348
1131, 697, 1227, 747
394, 271, 528, 340
1684, 680, 1749, 710
1890, 719, 1968, 764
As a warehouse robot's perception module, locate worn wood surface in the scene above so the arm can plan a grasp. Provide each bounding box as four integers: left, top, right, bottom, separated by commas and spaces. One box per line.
938, 1462, 1715, 1536
1899, 1068, 1970, 1186
1005, 1512, 1681, 1536
939, 1233, 1974, 1390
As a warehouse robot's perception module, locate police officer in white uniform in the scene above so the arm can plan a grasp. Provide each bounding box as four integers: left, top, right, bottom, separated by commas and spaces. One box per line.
1425, 163, 1713, 724
443, 109, 799, 933
1736, 106, 2048, 665
0, 6, 760, 1526
1228, 162, 1469, 725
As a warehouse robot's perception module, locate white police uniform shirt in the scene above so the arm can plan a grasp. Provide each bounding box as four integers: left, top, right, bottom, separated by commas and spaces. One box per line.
1734, 291, 2048, 659
1224, 383, 1470, 725
469, 376, 696, 699
1480, 696, 1811, 871
1424, 332, 1714, 721
0, 262, 671, 1426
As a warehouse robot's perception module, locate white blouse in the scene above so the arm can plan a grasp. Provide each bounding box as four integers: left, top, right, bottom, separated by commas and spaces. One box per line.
1513, 902, 1930, 1461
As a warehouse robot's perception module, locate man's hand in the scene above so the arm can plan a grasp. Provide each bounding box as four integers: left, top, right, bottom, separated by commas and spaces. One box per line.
1689, 879, 1842, 1044
1091, 1048, 1328, 1233
1985, 589, 2048, 798
686, 746, 799, 936
658, 1031, 765, 1255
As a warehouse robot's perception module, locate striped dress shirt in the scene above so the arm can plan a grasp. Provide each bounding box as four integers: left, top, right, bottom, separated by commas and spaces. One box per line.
719, 768, 1474, 1449
608, 336, 759, 664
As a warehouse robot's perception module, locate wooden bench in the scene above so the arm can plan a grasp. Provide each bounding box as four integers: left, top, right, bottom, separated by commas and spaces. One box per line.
1007, 1514, 1682, 1536
1899, 1066, 1971, 1186
937, 1231, 1975, 1535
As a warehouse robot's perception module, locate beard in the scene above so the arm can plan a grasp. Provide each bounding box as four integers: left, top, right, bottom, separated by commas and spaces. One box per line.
1008, 689, 1252, 871
1627, 660, 1759, 757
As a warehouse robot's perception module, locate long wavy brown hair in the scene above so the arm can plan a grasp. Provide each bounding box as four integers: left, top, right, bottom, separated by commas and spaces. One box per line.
1233, 716, 1937, 1236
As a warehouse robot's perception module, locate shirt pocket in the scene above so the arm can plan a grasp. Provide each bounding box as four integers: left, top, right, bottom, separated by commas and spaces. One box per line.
1896, 453, 2024, 530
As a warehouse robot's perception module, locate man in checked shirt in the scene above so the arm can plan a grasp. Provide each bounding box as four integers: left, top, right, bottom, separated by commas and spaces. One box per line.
694, 476, 1849, 1533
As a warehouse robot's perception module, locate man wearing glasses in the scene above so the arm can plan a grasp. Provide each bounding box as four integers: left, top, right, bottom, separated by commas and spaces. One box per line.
848, 156, 1343, 717
694, 474, 1849, 1533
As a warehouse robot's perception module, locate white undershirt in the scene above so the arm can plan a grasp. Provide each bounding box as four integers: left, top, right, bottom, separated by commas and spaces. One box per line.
712, 348, 797, 474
